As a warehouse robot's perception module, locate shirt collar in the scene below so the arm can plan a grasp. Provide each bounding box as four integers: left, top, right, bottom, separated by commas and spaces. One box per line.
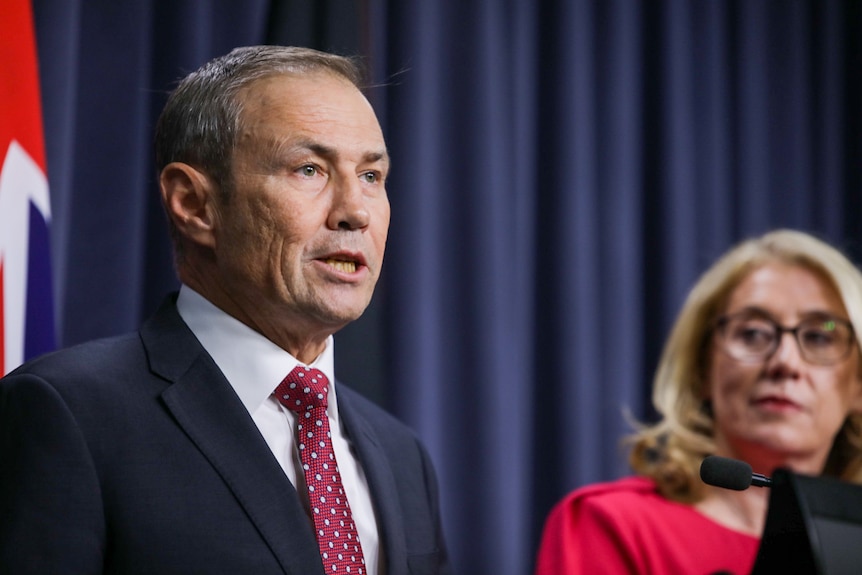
175, 285, 338, 416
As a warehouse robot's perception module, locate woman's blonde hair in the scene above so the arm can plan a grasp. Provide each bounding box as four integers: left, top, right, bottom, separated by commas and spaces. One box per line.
629, 229, 862, 503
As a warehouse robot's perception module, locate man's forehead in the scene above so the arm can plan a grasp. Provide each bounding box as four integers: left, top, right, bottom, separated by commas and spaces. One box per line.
237, 79, 383, 143
238, 70, 360, 107
240, 74, 377, 125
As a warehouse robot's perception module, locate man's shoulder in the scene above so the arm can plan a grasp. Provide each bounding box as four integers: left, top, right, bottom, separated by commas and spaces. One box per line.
6, 331, 142, 379
6, 293, 183, 382
0, 330, 157, 416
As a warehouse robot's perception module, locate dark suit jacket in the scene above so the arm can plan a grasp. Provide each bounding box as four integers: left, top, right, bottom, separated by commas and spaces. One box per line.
0, 296, 449, 575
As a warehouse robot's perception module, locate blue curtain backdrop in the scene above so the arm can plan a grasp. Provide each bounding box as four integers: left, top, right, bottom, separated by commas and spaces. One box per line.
30, 1, 862, 574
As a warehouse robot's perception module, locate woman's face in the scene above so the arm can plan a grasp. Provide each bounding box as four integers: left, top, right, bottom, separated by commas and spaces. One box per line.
706, 262, 862, 474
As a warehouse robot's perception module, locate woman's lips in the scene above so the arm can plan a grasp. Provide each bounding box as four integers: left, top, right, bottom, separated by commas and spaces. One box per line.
753, 395, 802, 411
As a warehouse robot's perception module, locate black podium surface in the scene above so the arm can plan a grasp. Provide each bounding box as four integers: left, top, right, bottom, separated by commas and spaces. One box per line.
750, 469, 862, 575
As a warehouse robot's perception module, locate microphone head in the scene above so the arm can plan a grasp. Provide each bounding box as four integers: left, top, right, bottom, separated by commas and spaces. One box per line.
700, 455, 753, 491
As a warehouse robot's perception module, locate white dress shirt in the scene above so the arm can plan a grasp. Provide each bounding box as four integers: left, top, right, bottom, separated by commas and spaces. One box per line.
176, 285, 380, 574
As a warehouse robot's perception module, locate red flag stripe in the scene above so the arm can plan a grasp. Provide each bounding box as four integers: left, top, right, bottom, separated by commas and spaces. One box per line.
0, 0, 47, 171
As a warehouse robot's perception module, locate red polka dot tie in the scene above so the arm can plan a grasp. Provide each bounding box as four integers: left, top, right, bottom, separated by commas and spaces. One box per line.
275, 367, 367, 574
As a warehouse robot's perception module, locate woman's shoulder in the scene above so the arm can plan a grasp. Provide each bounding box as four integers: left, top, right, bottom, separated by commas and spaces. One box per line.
540, 477, 760, 575
549, 475, 696, 525
550, 475, 759, 541
563, 475, 662, 505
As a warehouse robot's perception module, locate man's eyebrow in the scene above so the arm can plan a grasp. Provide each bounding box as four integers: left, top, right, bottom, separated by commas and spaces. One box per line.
363, 150, 390, 166
270, 138, 389, 165
262, 138, 334, 160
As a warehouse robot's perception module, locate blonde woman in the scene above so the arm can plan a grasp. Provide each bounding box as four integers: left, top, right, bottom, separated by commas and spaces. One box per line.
535, 229, 862, 575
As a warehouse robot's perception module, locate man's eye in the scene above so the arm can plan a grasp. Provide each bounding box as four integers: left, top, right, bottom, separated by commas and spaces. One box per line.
299, 165, 318, 177
361, 171, 378, 183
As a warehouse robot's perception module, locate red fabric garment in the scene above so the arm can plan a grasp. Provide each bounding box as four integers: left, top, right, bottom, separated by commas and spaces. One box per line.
535, 476, 760, 575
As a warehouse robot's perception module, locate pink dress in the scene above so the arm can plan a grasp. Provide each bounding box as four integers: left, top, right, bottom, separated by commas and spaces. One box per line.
535, 476, 760, 575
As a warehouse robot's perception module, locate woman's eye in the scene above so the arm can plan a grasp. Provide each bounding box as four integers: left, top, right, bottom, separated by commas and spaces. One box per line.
742, 328, 769, 343
733, 324, 774, 346
802, 329, 836, 347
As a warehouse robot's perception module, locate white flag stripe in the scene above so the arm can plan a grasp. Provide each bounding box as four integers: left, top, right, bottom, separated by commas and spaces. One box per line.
0, 139, 51, 373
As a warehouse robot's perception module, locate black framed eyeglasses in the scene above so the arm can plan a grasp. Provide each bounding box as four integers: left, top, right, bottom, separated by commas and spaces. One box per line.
713, 312, 856, 365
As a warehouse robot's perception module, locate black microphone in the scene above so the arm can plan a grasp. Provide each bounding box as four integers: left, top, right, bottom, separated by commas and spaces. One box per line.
700, 455, 772, 490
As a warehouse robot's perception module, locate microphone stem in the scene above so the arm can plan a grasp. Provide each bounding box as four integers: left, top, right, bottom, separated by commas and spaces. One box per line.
751, 473, 772, 488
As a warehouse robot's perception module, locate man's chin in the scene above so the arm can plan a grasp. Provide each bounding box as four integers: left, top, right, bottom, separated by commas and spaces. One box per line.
316, 300, 372, 327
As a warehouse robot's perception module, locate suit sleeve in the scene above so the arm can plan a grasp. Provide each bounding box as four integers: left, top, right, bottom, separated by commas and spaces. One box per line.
0, 373, 105, 574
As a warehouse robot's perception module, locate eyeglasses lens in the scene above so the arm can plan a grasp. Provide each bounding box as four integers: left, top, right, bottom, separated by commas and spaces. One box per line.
718, 315, 852, 365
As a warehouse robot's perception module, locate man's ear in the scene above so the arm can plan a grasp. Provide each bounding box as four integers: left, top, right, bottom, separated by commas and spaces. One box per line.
160, 162, 219, 249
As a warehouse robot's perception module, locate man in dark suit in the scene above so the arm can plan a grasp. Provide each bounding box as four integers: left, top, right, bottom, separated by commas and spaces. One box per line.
0, 45, 449, 575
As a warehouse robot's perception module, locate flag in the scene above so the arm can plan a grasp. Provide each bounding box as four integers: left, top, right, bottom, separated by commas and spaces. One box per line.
0, 0, 55, 376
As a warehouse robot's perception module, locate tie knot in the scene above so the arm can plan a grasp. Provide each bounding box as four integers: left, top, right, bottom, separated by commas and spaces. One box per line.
275, 366, 330, 413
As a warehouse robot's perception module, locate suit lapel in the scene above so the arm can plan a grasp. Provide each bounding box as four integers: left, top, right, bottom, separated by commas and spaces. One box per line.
140, 298, 324, 575
337, 388, 409, 574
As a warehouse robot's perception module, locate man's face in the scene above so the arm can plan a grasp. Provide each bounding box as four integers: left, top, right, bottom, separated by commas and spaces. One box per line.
212, 72, 390, 352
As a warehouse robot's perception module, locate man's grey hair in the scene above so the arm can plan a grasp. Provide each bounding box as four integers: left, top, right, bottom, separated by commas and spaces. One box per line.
154, 45, 363, 191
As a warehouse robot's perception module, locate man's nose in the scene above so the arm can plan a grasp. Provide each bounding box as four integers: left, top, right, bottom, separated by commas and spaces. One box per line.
328, 174, 370, 230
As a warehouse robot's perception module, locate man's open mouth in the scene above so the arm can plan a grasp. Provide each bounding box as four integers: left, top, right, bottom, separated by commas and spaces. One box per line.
324, 258, 357, 273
